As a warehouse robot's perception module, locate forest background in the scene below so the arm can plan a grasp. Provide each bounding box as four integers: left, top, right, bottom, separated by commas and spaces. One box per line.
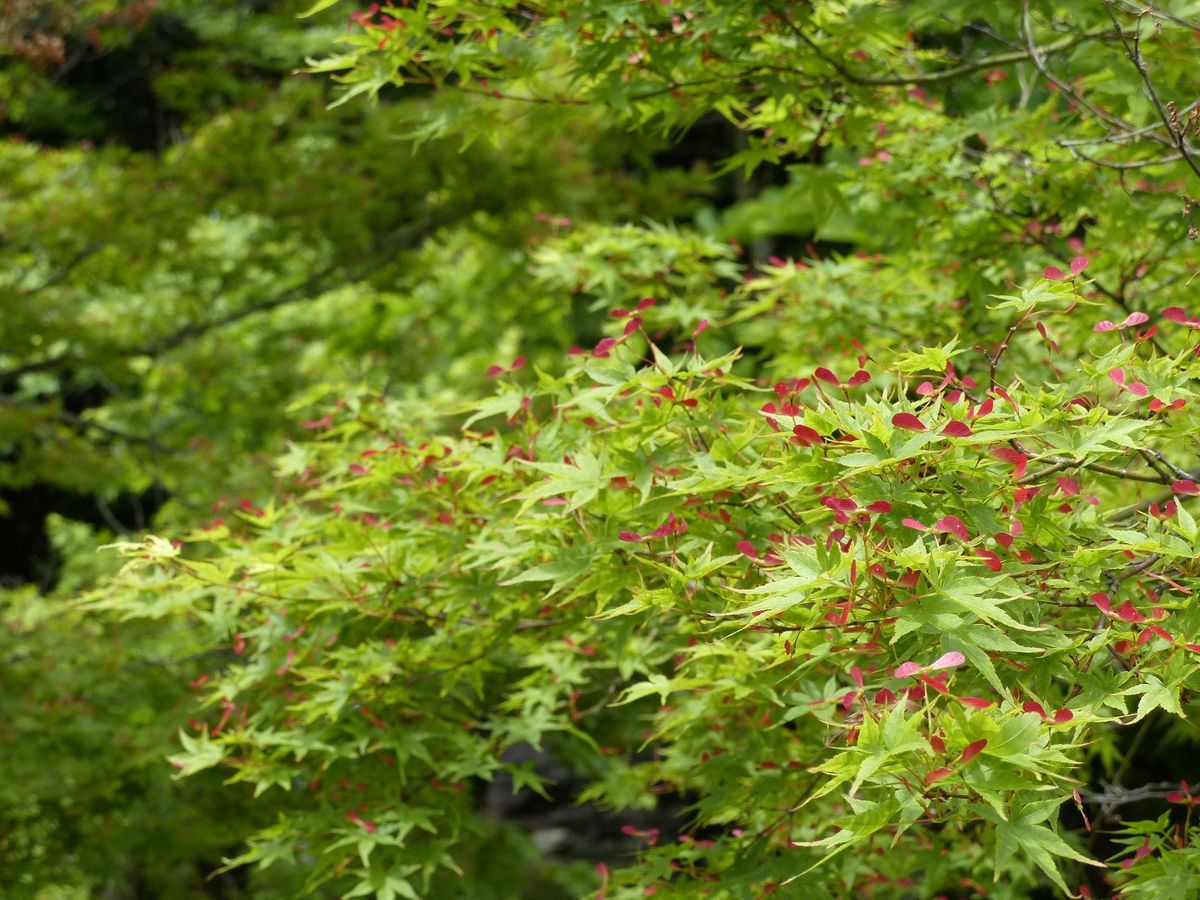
4, 1, 1200, 897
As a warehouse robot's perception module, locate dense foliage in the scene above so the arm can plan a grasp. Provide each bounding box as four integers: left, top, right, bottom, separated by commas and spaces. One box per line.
6, 0, 1200, 896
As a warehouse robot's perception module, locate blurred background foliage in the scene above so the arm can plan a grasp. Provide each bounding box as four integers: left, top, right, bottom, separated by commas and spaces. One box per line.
0, 1, 706, 894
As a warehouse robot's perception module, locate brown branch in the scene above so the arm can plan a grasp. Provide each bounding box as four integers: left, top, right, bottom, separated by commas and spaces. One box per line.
1112, 0, 1200, 33
0, 396, 180, 455
14, 239, 107, 298
1059, 100, 1200, 147
1081, 780, 1186, 815
0, 217, 441, 384
1020, 1, 1146, 139
1063, 148, 1183, 170
57, 409, 181, 455
1107, 466, 1200, 521
1105, 2, 1200, 182
1025, 455, 1170, 485
780, 11, 1114, 88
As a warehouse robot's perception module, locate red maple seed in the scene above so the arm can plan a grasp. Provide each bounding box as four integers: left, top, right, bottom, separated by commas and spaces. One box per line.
977, 549, 1002, 572
847, 370, 871, 386
813, 367, 840, 385
935, 515, 970, 541
990, 448, 1028, 480
1112, 600, 1146, 623
930, 651, 966, 670
959, 739, 987, 764
1057, 476, 1080, 497
1142, 624, 1173, 643
919, 673, 951, 695
1163, 306, 1200, 328
1094, 311, 1149, 332
1148, 398, 1186, 412
891, 412, 925, 431
970, 398, 995, 419
791, 424, 824, 447
957, 696, 993, 709
593, 337, 618, 358
1090, 592, 1113, 614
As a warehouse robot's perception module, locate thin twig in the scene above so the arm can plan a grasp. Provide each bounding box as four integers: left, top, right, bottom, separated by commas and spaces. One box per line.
780, 10, 1113, 88
1105, 2, 1200, 182
0, 217, 442, 383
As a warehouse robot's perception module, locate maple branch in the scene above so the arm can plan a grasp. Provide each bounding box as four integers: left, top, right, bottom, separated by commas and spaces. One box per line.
1112, 0, 1200, 31
0, 397, 180, 455
56, 409, 181, 455
1107, 554, 1161, 596
1059, 100, 1200, 147
1019, 0, 1145, 139
1143, 448, 1193, 480
0, 216, 441, 384
1063, 149, 1183, 170
14, 239, 107, 298
1028, 456, 1169, 484
1105, 2, 1200, 182
1081, 780, 1185, 814
780, 11, 1113, 88
1107, 467, 1200, 522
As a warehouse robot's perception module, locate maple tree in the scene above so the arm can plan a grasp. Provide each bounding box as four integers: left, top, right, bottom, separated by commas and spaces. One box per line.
7, 0, 1200, 896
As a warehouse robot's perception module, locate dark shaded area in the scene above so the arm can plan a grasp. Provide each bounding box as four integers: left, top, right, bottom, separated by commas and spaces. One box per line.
1069, 712, 1200, 897
0, 482, 165, 589
2, 13, 201, 150
485, 743, 690, 862
0, 365, 165, 589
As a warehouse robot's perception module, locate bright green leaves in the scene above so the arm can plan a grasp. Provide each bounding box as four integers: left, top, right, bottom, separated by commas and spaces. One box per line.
925, 564, 1034, 634
843, 700, 929, 801
93, 300, 1200, 896
297, 0, 341, 18
168, 728, 224, 777
888, 339, 968, 375
990, 796, 1104, 894
1125, 674, 1186, 720
46, 1, 1200, 895
729, 543, 838, 621
340, 866, 421, 900
518, 448, 607, 512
